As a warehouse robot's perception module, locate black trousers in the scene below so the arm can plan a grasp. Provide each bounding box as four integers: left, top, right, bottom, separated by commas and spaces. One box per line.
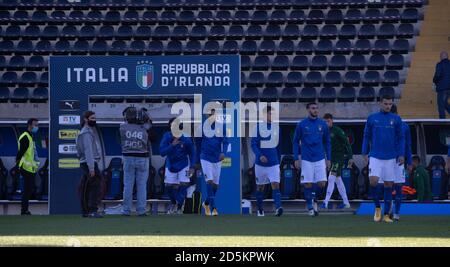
80, 162, 101, 214
20, 168, 36, 213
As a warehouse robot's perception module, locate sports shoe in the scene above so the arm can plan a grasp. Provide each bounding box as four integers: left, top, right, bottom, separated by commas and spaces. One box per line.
275, 207, 283, 217
393, 214, 400, 222
203, 202, 212, 216
87, 212, 103, 218
313, 201, 319, 216
21, 211, 31, 216
212, 208, 219, 216
138, 213, 147, 217
308, 209, 315, 217
257, 209, 265, 217
374, 207, 382, 222
176, 207, 183, 215
383, 214, 393, 223
167, 204, 175, 215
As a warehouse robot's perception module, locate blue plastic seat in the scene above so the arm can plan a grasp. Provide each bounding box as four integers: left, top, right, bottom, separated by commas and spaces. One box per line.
363, 71, 381, 86
383, 9, 400, 23
261, 87, 279, 102
338, 87, 356, 102
329, 55, 347, 70
259, 40, 276, 55
129, 40, 145, 54
91, 40, 108, 54
379, 86, 396, 99
311, 55, 328, 70
13, 10, 29, 21
251, 10, 269, 24
166, 41, 183, 55
242, 87, 259, 102
378, 24, 396, 39
9, 56, 26, 69
392, 39, 410, 54
159, 11, 177, 25
247, 72, 265, 86
0, 56, 6, 68
68, 11, 85, 22
203, 40, 220, 55
233, 11, 250, 24
72, 40, 90, 54
315, 40, 333, 54
148, 41, 164, 55
98, 25, 114, 39
324, 72, 342, 86
364, 8, 381, 23
272, 56, 290, 70
354, 39, 372, 54
191, 26, 207, 39
344, 9, 362, 23
326, 9, 343, 24
153, 26, 170, 40
297, 40, 314, 54
178, 11, 195, 25
401, 8, 419, 22
280, 87, 298, 102
344, 71, 361, 86
292, 56, 308, 70
373, 39, 390, 54
253, 56, 270, 70
0, 41, 14, 54
398, 23, 415, 38
321, 25, 338, 39
142, 11, 158, 24
5, 25, 21, 38
61, 25, 78, 38
0, 87, 10, 102
277, 40, 295, 55
359, 24, 376, 39
303, 25, 319, 39
383, 71, 400, 86
228, 25, 245, 39
104, 11, 121, 23
319, 87, 337, 102
40, 72, 48, 84
368, 55, 386, 70
241, 56, 252, 70
80, 25, 96, 39
31, 87, 48, 102
86, 10, 103, 22
266, 72, 284, 86
172, 25, 189, 40
116, 25, 133, 39
339, 24, 357, 39
306, 9, 325, 24
246, 25, 263, 40
299, 87, 317, 102
24, 25, 41, 39
215, 11, 232, 24
35, 40, 52, 54
288, 10, 305, 23
282, 25, 300, 40
11, 87, 29, 102
293, 0, 311, 9
210, 25, 226, 39
286, 72, 303, 86
270, 10, 287, 24
1, 72, 18, 84
184, 40, 201, 55
123, 10, 139, 22
358, 86, 376, 102
222, 41, 239, 54
111, 40, 127, 54
305, 72, 323, 86
387, 54, 404, 70
264, 25, 282, 39
241, 40, 258, 55
334, 39, 352, 54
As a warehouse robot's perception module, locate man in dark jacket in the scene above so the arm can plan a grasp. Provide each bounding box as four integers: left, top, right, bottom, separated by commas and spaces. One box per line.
433, 51, 450, 118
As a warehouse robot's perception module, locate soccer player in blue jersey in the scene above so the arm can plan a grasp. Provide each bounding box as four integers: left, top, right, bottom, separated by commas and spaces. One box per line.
362, 95, 405, 223
251, 106, 283, 217
160, 118, 196, 215
387, 104, 412, 222
293, 103, 331, 217
195, 108, 229, 216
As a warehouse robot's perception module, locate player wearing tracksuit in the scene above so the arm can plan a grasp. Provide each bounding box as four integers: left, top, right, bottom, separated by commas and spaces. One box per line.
293, 103, 331, 217
160, 118, 196, 215
362, 95, 405, 223
195, 109, 229, 216
386, 104, 412, 222
251, 106, 283, 217
322, 113, 353, 210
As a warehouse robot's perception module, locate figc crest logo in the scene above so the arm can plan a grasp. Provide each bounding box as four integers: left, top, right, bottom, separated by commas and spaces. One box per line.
136, 61, 154, 90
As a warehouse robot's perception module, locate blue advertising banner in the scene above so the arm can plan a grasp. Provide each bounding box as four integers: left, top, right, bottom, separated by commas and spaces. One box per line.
49, 55, 241, 214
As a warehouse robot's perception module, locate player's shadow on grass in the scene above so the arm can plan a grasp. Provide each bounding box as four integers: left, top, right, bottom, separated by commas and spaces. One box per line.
0, 215, 449, 238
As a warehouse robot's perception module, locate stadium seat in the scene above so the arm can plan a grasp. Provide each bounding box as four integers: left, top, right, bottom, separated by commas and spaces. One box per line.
142, 11, 158, 24
363, 71, 382, 86
20, 71, 38, 84
383, 71, 400, 85
154, 26, 171, 40
1, 72, 18, 84
134, 26, 151, 40
292, 56, 309, 70
306, 9, 325, 24
251, 11, 269, 24
5, 25, 22, 39
184, 40, 201, 55
222, 40, 239, 54
354, 39, 372, 54
9, 56, 26, 69
253, 56, 270, 70
11, 87, 30, 102
311, 55, 328, 70
283, 25, 300, 39
379, 86, 396, 99
326, 9, 343, 24
277, 40, 295, 55
339, 24, 357, 39
228, 25, 245, 39
364, 8, 381, 23
215, 10, 232, 24
293, 0, 312, 9
401, 8, 419, 22
35, 40, 52, 54
98, 26, 114, 39
247, 72, 265, 86
0, 56, 6, 68
159, 11, 177, 25
387, 54, 405, 70
73, 40, 90, 54
303, 25, 319, 39
31, 87, 48, 103
368, 55, 386, 70
329, 55, 347, 70
270, 10, 287, 24
61, 25, 78, 38
0, 87, 9, 102
297, 40, 314, 54
324, 72, 342, 86
259, 40, 276, 55
286, 72, 303, 86
319, 87, 337, 102
233, 11, 250, 24
321, 25, 338, 39
334, 39, 352, 54
128, 40, 144, 54
358, 86, 376, 102
378, 24, 396, 39
383, 9, 401, 23
123, 10, 139, 23
305, 72, 323, 86
398, 23, 415, 38
315, 40, 333, 54
242, 87, 259, 102
264, 25, 282, 40
24, 25, 41, 39
0, 41, 14, 54
40, 72, 48, 84
210, 25, 226, 39
111, 40, 127, 54
272, 56, 290, 70
338, 87, 356, 102
280, 87, 298, 102
166, 41, 183, 55
203, 40, 220, 55
17, 40, 34, 54
358, 24, 376, 39
179, 11, 195, 25
349, 55, 366, 70
191, 26, 207, 39
392, 39, 410, 54
241, 56, 251, 70
241, 40, 258, 55
171, 26, 189, 40
79, 26, 96, 39
344, 71, 361, 86
91, 40, 108, 55
116, 25, 133, 39
373, 39, 391, 54
344, 9, 363, 23
261, 87, 279, 102
266, 72, 284, 86
299, 87, 317, 102
246, 25, 263, 40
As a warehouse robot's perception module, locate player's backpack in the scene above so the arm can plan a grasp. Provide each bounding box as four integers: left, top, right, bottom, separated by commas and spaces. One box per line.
428, 155, 448, 199
0, 158, 8, 199
36, 158, 48, 200
280, 155, 298, 199
102, 157, 123, 200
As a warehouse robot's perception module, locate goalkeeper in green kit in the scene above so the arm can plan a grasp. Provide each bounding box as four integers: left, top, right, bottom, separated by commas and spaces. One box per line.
321, 113, 353, 209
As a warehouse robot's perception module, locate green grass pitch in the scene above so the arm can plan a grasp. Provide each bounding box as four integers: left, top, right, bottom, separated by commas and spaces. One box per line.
0, 215, 448, 247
